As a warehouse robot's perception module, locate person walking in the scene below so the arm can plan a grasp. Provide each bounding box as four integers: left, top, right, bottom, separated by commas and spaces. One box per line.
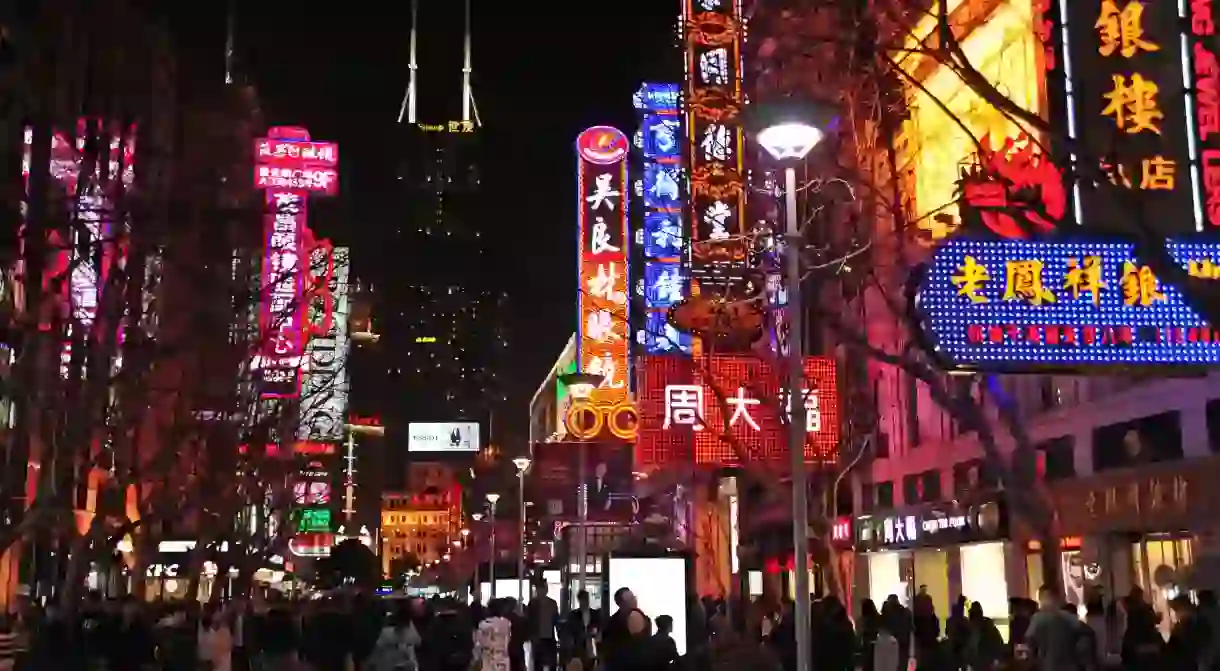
1026, 585, 1084, 671
199, 607, 235, 671
527, 582, 561, 671
474, 599, 513, 671
367, 603, 422, 671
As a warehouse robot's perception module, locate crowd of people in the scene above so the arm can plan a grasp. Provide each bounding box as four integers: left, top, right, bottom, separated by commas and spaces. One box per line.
0, 581, 1216, 670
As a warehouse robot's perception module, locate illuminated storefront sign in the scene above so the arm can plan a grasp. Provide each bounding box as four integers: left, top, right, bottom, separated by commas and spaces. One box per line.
416, 121, 476, 133
563, 399, 640, 441
1190, 0, 1220, 225
636, 355, 840, 467
298, 247, 350, 443
297, 507, 332, 533
856, 501, 1007, 551
633, 82, 692, 354
576, 126, 630, 399
916, 237, 1220, 368
683, 0, 747, 274
1041, 0, 1205, 233
253, 126, 338, 398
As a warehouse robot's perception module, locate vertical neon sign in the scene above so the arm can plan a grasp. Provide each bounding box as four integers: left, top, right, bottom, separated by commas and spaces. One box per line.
576, 126, 630, 399
252, 126, 339, 398
683, 0, 747, 279
633, 83, 692, 355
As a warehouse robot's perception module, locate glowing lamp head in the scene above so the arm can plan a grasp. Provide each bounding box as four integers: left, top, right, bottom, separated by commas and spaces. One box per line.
485, 492, 501, 505
461, 527, 471, 537
472, 513, 484, 522
513, 457, 532, 474
757, 122, 824, 161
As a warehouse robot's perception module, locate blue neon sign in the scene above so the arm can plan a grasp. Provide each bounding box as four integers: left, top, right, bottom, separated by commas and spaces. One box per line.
643, 212, 684, 259
644, 163, 682, 210
642, 311, 692, 355
633, 83, 681, 113
642, 115, 682, 159
917, 237, 1220, 368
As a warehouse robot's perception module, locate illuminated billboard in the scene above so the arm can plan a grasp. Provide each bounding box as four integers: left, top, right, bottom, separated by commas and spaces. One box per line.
633, 82, 691, 355
298, 246, 350, 443
683, 0, 747, 274
915, 237, 1220, 368
407, 422, 481, 453
576, 126, 630, 398
253, 126, 338, 398
636, 354, 840, 467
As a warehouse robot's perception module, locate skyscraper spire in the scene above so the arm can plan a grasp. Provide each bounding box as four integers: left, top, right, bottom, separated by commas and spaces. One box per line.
397, 0, 421, 123
462, 0, 478, 126
224, 0, 235, 84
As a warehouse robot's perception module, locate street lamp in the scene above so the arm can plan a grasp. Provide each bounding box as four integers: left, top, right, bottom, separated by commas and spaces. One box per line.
513, 456, 532, 604
752, 96, 832, 671
486, 492, 501, 601
556, 371, 604, 600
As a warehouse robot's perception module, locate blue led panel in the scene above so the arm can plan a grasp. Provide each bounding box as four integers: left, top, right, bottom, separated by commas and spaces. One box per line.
643, 163, 682, 210
643, 310, 692, 355
643, 212, 684, 259
633, 83, 681, 113
917, 238, 1220, 368
645, 262, 685, 309
642, 115, 682, 159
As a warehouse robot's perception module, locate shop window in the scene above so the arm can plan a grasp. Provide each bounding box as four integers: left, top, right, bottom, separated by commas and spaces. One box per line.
902, 474, 920, 506
1037, 436, 1076, 482
953, 460, 983, 497
1206, 398, 1220, 453
1093, 412, 1183, 472
876, 481, 894, 509
1132, 536, 1195, 640
919, 470, 942, 502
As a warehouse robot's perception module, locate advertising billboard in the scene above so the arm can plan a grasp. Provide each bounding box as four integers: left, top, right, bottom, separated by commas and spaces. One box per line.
407, 422, 481, 453
915, 236, 1220, 369
635, 354, 840, 468
532, 440, 635, 522
298, 246, 350, 443
576, 126, 631, 398
607, 556, 690, 655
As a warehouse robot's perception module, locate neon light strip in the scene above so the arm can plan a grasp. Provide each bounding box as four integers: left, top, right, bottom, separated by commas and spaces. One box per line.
1178, 0, 1205, 231
1056, 0, 1084, 225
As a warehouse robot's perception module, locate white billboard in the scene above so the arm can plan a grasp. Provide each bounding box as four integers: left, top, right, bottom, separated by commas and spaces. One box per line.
407, 422, 480, 452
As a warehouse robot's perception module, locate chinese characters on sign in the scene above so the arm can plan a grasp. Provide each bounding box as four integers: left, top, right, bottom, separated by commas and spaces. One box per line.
633, 83, 691, 354
254, 126, 339, 398
1048, 0, 1202, 232
636, 354, 840, 467
684, 0, 748, 273
577, 127, 631, 401
918, 237, 1220, 368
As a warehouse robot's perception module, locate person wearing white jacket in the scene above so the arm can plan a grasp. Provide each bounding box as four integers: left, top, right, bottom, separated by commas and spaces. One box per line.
873, 625, 900, 671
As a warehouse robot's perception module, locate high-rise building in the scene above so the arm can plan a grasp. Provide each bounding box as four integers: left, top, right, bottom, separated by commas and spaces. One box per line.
370, 0, 508, 475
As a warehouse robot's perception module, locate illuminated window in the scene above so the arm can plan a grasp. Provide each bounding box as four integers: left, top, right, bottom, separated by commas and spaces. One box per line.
897, 0, 1043, 244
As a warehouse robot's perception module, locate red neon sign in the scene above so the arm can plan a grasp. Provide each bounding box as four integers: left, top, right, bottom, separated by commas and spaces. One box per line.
636, 354, 840, 467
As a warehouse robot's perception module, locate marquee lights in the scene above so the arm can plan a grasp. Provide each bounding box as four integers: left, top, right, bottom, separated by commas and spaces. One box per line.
636, 355, 840, 467
576, 126, 631, 400
916, 237, 1220, 368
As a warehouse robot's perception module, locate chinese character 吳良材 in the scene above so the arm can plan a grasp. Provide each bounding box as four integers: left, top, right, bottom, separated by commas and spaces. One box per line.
1064, 256, 1108, 305
590, 217, 621, 255
1140, 156, 1176, 190
1102, 73, 1164, 135
587, 262, 623, 302
663, 385, 705, 429
1120, 261, 1166, 306
951, 256, 991, 303
1004, 260, 1057, 305
586, 173, 621, 211
585, 309, 621, 342
1095, 0, 1160, 58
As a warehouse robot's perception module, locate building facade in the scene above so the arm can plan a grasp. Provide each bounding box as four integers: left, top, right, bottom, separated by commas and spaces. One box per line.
380, 462, 462, 575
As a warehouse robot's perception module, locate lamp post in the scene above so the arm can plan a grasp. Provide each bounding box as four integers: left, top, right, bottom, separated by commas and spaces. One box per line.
556, 371, 604, 602
512, 456, 532, 604
485, 493, 500, 601
754, 101, 828, 671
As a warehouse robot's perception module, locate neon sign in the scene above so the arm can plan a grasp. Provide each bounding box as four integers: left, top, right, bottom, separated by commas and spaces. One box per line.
916, 237, 1220, 368
683, 0, 747, 273
253, 126, 338, 398
576, 126, 630, 400
636, 354, 840, 467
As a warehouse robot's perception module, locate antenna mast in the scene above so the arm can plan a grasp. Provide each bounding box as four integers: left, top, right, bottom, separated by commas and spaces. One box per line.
398, 0, 421, 123
462, 0, 475, 124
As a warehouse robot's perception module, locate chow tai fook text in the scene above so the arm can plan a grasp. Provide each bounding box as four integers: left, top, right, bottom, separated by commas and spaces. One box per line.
916, 237, 1220, 368
635, 355, 840, 468
576, 126, 631, 401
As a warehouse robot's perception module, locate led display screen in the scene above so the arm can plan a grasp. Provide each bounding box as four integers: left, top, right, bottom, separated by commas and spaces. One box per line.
407, 422, 481, 453
607, 556, 689, 655
916, 237, 1220, 368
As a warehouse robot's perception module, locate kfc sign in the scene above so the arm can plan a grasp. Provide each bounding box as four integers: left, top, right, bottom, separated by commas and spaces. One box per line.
576, 126, 630, 402
636, 355, 840, 467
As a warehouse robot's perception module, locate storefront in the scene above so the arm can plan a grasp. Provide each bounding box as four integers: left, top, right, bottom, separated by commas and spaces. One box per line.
1044, 456, 1220, 638
856, 500, 1011, 631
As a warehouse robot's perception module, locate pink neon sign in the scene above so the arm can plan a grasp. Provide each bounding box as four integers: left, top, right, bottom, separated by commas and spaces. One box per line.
254, 126, 338, 398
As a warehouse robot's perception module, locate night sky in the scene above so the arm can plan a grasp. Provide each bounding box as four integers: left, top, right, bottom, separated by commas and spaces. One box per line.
230, 4, 681, 425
